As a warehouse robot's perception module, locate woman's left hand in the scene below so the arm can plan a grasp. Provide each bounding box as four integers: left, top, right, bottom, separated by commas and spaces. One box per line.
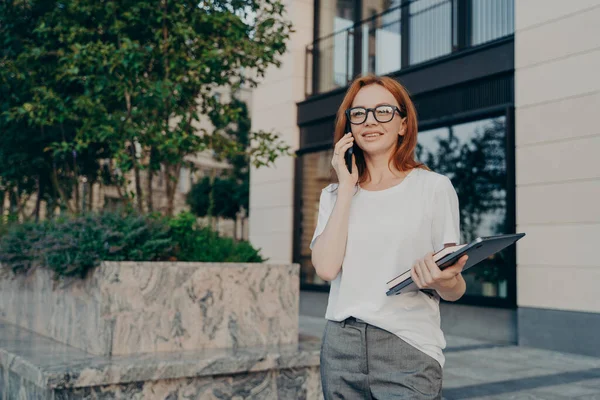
410, 253, 468, 292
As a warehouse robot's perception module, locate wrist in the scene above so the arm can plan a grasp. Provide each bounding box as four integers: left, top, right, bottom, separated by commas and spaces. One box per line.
337, 183, 356, 196
435, 275, 459, 291
435, 275, 466, 301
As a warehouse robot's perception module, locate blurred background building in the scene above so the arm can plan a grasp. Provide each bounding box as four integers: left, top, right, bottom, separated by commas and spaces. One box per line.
249, 0, 600, 356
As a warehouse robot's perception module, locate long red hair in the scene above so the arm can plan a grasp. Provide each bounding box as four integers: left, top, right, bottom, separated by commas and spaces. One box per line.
333, 75, 426, 184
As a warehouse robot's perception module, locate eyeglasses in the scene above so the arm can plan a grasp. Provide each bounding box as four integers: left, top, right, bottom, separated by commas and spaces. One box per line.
346, 105, 405, 125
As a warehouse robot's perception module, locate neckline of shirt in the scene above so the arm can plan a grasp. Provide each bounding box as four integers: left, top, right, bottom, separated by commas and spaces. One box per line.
357, 168, 419, 196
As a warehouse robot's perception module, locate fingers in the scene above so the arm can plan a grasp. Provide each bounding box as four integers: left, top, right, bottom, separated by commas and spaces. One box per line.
351, 154, 358, 177
441, 255, 468, 278
411, 266, 423, 289
433, 256, 467, 284
424, 253, 441, 280
417, 259, 433, 287
339, 141, 354, 154
412, 253, 468, 290
332, 133, 354, 173
334, 132, 353, 155
331, 142, 354, 169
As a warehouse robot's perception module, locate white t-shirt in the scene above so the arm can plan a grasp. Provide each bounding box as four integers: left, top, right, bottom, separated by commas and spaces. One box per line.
310, 167, 460, 368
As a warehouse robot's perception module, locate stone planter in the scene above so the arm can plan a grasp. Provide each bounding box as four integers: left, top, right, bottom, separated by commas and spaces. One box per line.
0, 262, 299, 356
0, 320, 321, 400
0, 262, 322, 399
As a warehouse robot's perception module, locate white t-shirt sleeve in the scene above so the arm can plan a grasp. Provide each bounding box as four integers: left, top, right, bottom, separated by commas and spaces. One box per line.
431, 176, 460, 252
310, 186, 335, 250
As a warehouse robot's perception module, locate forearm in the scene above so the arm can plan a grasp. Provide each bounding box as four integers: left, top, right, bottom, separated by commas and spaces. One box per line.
311, 187, 354, 281
435, 274, 466, 302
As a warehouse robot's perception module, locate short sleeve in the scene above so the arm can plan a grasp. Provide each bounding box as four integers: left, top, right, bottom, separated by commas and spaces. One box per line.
431, 177, 460, 252
309, 186, 336, 250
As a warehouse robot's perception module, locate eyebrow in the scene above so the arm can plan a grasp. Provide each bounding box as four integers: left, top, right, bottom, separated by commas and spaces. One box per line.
351, 102, 397, 108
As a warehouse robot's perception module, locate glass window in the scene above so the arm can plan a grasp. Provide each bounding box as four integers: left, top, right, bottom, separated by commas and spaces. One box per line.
319, 0, 354, 38
471, 0, 514, 46
311, 0, 515, 96
317, 0, 356, 92
359, 1, 402, 76
298, 149, 334, 287
409, 0, 452, 64
417, 117, 509, 298
360, 0, 401, 20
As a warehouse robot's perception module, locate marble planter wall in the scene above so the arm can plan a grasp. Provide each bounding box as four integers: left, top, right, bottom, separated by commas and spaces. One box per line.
4, 366, 322, 400
0, 262, 299, 356
0, 320, 323, 400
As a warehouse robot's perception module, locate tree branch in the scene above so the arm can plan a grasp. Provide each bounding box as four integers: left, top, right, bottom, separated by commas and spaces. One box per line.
50, 164, 74, 214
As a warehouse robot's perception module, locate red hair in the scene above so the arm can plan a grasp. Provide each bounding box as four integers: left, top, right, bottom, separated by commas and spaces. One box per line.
333, 75, 426, 184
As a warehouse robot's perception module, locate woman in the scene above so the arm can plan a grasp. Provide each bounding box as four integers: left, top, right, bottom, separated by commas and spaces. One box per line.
310, 75, 468, 399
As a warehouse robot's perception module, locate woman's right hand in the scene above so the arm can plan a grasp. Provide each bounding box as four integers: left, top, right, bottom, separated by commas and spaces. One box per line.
331, 132, 359, 191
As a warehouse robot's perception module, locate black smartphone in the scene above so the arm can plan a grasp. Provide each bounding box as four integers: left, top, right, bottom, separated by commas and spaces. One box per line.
344, 118, 354, 173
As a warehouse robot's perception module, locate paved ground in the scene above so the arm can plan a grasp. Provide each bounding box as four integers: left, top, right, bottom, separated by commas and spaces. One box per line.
299, 315, 600, 400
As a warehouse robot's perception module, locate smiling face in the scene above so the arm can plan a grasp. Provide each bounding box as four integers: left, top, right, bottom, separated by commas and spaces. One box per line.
350, 84, 405, 158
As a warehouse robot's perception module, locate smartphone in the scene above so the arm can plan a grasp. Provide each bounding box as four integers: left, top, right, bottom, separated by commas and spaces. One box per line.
344, 118, 354, 173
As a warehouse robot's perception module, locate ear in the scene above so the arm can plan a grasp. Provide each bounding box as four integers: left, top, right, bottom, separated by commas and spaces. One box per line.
398, 117, 407, 137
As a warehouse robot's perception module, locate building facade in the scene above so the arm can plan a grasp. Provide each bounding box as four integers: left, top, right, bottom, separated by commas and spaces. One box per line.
249, 0, 600, 356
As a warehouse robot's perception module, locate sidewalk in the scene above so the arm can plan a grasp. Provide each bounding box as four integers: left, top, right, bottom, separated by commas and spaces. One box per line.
300, 315, 600, 399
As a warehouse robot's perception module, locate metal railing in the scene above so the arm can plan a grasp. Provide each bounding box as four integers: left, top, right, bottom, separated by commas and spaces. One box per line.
306, 0, 514, 97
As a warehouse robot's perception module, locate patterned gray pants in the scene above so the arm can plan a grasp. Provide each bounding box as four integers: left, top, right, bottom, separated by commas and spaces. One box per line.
320, 318, 443, 399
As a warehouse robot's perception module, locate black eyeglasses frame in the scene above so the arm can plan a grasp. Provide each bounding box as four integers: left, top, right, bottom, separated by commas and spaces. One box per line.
345, 105, 406, 125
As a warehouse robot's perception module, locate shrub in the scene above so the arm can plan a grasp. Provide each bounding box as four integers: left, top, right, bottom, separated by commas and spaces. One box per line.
0, 213, 19, 238
169, 212, 264, 263
0, 219, 45, 274
0, 212, 173, 278
0, 211, 265, 279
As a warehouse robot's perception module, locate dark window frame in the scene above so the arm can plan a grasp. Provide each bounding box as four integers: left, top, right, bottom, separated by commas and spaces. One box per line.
309, 0, 514, 97
294, 106, 517, 309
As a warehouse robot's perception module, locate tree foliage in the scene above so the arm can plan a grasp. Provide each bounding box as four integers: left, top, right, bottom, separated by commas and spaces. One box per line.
1, 0, 293, 217
187, 95, 252, 227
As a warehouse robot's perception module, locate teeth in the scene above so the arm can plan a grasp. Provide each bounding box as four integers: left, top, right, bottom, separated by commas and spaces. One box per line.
365, 134, 379, 137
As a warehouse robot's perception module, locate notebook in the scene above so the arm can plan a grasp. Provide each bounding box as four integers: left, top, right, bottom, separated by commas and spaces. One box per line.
385, 233, 525, 296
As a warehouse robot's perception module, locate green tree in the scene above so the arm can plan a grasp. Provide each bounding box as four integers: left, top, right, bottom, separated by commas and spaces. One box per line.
187, 94, 253, 238
1, 0, 293, 217
0, 1, 106, 219
187, 175, 239, 234
211, 95, 252, 214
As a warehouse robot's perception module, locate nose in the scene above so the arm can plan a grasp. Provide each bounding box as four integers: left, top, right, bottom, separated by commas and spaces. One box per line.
364, 109, 378, 126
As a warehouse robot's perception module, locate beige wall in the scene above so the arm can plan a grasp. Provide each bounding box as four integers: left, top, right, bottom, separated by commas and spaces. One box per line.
249, 0, 314, 263
515, 1, 600, 312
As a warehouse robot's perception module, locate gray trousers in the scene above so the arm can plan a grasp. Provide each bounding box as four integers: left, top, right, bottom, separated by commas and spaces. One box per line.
320, 318, 442, 399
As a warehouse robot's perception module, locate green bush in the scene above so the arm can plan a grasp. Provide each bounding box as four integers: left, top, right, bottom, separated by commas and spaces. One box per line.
0, 213, 19, 238
0, 219, 45, 274
0, 212, 173, 278
169, 212, 264, 263
0, 211, 265, 279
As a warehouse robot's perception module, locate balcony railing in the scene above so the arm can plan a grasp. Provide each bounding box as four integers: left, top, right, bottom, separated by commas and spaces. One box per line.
306, 0, 514, 97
